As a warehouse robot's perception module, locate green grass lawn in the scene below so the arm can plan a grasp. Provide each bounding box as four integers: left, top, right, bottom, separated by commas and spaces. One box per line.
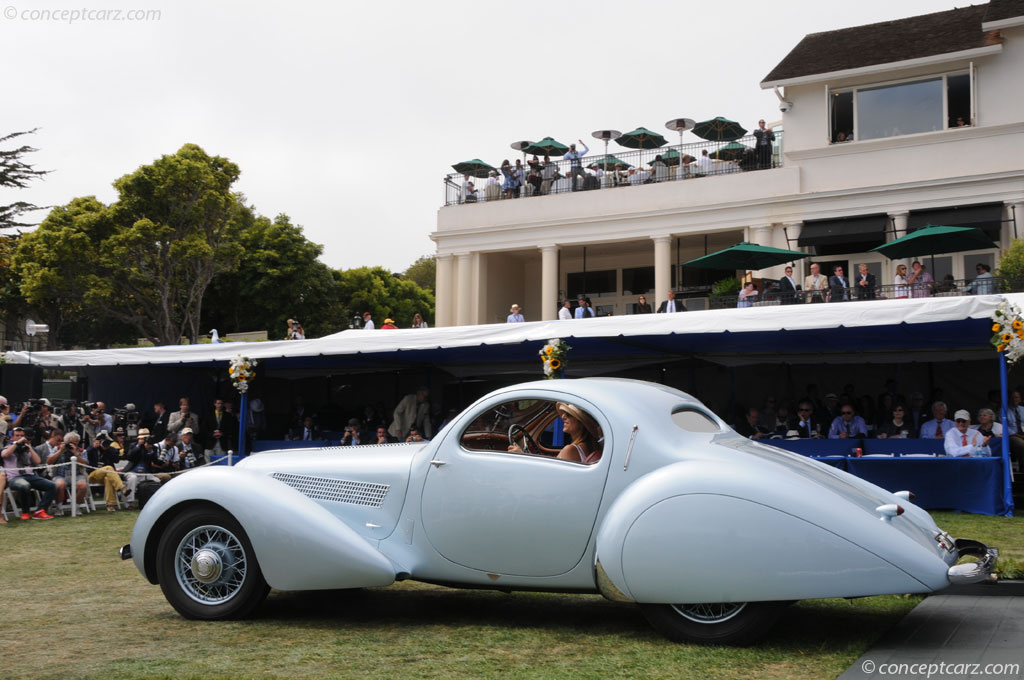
0, 509, 1019, 680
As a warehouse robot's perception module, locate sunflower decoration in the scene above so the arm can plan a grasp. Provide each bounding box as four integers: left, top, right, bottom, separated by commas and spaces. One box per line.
229, 355, 258, 393
990, 300, 1024, 365
539, 339, 571, 379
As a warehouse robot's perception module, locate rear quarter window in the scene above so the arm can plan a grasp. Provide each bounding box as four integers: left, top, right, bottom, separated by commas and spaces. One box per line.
671, 409, 721, 433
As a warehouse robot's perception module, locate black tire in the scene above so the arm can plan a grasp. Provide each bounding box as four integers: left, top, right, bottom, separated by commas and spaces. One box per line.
155, 507, 270, 620
638, 601, 786, 645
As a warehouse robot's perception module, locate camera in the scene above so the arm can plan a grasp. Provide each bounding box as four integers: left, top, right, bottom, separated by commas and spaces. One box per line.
778, 101, 793, 113
82, 401, 97, 411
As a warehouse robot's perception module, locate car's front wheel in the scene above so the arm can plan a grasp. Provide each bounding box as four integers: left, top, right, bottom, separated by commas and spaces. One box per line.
156, 507, 270, 620
638, 601, 786, 645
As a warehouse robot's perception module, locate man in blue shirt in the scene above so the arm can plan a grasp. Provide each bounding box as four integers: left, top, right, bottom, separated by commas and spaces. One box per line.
506, 304, 525, 323
828, 405, 868, 439
563, 140, 589, 191
919, 401, 955, 439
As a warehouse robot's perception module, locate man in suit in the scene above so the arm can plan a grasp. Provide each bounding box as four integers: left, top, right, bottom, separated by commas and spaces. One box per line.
290, 416, 325, 442
148, 401, 169, 442
168, 397, 200, 438
790, 401, 822, 438
203, 398, 237, 453
855, 263, 876, 300
778, 265, 801, 304
656, 289, 687, 313
828, 265, 849, 303
803, 263, 827, 303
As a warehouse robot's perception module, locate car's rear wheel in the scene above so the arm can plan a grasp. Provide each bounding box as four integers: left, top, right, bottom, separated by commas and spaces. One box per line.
156, 507, 269, 620
638, 600, 786, 645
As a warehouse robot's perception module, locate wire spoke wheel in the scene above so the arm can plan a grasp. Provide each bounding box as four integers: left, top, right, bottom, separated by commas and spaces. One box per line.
639, 600, 786, 645
157, 507, 269, 620
670, 602, 747, 623
175, 525, 248, 605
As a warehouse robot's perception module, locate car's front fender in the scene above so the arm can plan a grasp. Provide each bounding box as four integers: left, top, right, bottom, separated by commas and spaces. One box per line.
595, 461, 943, 604
130, 467, 397, 591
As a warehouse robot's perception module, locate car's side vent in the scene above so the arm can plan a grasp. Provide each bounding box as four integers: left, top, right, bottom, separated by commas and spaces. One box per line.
271, 472, 389, 508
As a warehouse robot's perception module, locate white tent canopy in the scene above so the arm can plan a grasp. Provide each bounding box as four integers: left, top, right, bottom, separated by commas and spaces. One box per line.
5, 294, 1016, 370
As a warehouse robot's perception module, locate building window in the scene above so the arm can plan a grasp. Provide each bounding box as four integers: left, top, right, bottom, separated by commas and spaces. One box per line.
830, 72, 970, 143
622, 267, 654, 296
566, 269, 617, 299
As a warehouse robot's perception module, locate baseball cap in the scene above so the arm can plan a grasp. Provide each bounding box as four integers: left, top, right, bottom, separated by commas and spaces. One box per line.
180, 427, 194, 435
954, 409, 970, 421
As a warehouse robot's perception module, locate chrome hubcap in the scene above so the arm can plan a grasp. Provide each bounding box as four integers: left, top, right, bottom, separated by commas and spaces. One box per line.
174, 525, 247, 605
191, 549, 223, 583
670, 602, 747, 623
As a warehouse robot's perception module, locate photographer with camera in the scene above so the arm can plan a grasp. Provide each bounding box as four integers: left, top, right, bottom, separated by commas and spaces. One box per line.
120, 428, 165, 498
177, 427, 206, 470
340, 418, 362, 446
46, 431, 89, 507
85, 431, 128, 512
2, 426, 56, 520
152, 432, 181, 474
34, 400, 64, 442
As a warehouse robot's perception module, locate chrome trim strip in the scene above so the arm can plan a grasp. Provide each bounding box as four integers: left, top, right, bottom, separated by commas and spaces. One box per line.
595, 558, 633, 602
623, 425, 639, 471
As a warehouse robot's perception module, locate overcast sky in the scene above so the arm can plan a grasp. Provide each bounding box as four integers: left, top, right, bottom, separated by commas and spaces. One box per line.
3, 0, 964, 272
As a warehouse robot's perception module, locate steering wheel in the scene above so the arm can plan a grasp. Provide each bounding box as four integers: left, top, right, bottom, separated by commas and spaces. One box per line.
508, 424, 539, 454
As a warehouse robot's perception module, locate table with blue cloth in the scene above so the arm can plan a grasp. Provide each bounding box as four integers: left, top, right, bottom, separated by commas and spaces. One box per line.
764, 439, 1010, 516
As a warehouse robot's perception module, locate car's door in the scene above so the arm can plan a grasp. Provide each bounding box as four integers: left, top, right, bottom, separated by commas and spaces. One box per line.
419, 394, 612, 577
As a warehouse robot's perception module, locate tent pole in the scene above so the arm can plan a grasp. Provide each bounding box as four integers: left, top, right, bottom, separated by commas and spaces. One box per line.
999, 351, 1015, 516
236, 391, 248, 464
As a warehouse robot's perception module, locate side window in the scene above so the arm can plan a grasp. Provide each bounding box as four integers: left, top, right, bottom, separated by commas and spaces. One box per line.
460, 399, 555, 453
459, 399, 604, 464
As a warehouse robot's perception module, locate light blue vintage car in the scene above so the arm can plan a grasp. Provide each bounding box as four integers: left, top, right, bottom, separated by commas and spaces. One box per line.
122, 378, 996, 644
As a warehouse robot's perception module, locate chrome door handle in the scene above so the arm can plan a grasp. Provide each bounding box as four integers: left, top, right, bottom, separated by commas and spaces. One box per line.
430, 460, 446, 467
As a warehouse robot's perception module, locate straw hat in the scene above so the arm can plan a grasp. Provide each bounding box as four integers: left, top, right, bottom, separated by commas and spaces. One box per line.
556, 402, 601, 440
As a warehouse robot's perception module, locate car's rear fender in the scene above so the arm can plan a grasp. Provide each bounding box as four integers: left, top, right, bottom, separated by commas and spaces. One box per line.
594, 461, 948, 603
131, 467, 397, 591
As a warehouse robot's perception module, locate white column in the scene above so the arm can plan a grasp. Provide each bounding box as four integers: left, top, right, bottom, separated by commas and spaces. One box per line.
470, 252, 482, 325
540, 245, 558, 321
749, 224, 775, 280
653, 235, 672, 308
887, 211, 910, 288
455, 253, 472, 327
435, 254, 453, 328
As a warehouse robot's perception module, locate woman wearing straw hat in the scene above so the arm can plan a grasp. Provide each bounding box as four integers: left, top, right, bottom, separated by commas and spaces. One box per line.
508, 402, 602, 464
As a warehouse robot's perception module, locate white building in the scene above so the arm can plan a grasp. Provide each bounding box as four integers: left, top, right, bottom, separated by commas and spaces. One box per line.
432, 1, 1024, 326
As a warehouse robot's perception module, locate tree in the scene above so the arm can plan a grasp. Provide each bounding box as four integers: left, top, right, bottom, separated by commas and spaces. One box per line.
101, 144, 245, 345
333, 266, 435, 328
202, 212, 342, 339
0, 233, 29, 324
12, 196, 134, 348
997, 239, 1024, 288
1, 129, 50, 230
402, 254, 436, 294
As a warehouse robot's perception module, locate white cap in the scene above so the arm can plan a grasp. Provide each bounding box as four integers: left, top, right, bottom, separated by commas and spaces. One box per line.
953, 409, 970, 421
39, 398, 51, 406
0, 395, 7, 405
180, 427, 194, 435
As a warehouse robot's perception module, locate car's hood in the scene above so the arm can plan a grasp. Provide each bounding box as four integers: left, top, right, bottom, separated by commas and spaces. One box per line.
236, 443, 428, 540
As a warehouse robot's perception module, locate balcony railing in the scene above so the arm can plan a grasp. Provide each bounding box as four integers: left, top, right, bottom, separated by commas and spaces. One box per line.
707, 276, 1017, 310
443, 132, 783, 207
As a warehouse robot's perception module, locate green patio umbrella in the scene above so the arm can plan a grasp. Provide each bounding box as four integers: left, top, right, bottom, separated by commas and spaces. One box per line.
869, 224, 999, 260
692, 117, 747, 142
683, 242, 809, 271
649, 149, 695, 167
589, 155, 631, 171
451, 159, 496, 178
522, 137, 569, 157
615, 127, 669, 150
709, 142, 751, 161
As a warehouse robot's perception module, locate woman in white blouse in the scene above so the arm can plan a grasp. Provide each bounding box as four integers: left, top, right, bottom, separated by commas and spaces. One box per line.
893, 263, 909, 299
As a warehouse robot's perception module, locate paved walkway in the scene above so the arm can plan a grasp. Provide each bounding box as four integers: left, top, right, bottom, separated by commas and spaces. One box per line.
840, 581, 1024, 680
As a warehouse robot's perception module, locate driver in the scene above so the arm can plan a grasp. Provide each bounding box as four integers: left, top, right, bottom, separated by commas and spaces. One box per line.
508, 402, 602, 464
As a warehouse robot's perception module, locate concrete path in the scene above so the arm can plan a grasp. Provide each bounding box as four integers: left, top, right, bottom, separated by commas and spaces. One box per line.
840, 581, 1024, 680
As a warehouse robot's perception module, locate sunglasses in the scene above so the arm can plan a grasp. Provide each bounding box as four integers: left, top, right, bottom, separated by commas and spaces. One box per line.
798, 408, 811, 412
841, 411, 854, 415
